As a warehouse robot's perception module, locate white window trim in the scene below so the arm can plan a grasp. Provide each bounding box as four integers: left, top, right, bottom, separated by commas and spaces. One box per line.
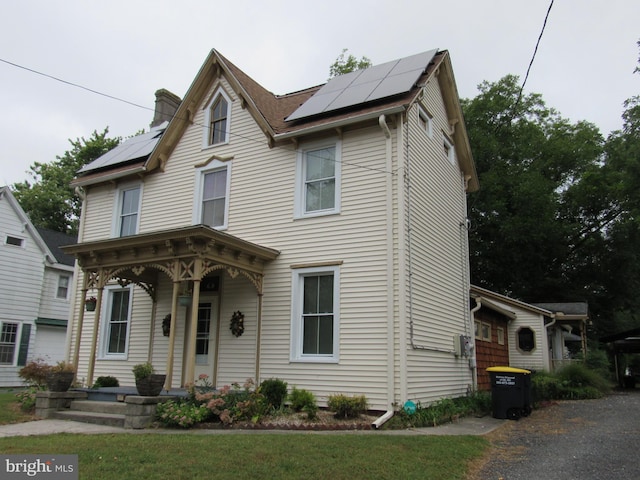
192, 160, 231, 230
294, 139, 342, 219
418, 106, 433, 138
99, 285, 133, 360
5, 235, 25, 248
56, 274, 71, 300
443, 134, 456, 166
290, 265, 340, 363
497, 327, 505, 345
111, 182, 142, 238
202, 88, 232, 149
0, 321, 19, 365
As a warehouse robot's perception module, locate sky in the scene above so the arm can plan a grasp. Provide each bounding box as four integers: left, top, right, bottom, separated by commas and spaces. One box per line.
1, 0, 638, 186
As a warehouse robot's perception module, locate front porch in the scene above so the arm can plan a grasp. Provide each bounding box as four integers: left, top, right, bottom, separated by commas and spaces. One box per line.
62, 225, 280, 390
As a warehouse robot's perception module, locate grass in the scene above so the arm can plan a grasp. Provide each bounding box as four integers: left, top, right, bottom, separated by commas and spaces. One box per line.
0, 434, 487, 480
0, 391, 36, 424
0, 392, 487, 479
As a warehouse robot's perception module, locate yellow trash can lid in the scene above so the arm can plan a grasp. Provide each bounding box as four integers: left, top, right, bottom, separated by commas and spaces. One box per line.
486, 366, 531, 374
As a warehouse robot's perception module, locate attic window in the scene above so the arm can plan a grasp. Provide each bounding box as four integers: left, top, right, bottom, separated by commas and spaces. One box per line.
418, 107, 433, 138
204, 89, 231, 147
443, 135, 455, 165
5, 236, 23, 247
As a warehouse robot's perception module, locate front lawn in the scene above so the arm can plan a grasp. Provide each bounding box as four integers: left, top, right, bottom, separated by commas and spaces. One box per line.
0, 433, 487, 480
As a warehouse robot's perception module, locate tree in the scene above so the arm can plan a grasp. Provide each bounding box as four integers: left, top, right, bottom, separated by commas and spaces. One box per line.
329, 49, 372, 78
11, 128, 120, 235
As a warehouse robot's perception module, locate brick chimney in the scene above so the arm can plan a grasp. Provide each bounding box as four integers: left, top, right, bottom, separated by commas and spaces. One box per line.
151, 89, 181, 128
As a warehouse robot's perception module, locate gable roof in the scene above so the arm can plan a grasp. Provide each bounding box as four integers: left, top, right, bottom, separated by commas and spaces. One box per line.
471, 285, 553, 317
74, 49, 478, 191
35, 227, 78, 267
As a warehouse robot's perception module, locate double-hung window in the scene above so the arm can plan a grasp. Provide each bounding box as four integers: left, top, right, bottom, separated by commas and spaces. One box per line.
57, 275, 70, 299
204, 89, 231, 147
0, 322, 18, 364
101, 287, 132, 358
295, 140, 341, 218
291, 265, 340, 362
194, 162, 230, 229
114, 184, 141, 237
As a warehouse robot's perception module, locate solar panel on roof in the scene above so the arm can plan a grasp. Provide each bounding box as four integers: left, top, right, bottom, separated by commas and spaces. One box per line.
286, 49, 437, 121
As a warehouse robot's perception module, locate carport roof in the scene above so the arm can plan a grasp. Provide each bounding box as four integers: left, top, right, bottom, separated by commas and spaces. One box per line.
600, 327, 640, 353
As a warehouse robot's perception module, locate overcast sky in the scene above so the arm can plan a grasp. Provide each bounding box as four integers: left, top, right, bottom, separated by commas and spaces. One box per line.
1, 0, 638, 186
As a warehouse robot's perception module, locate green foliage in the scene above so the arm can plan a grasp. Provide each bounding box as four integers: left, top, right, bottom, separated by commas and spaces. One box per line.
11, 128, 120, 234
531, 364, 612, 403
155, 399, 211, 428
132, 362, 155, 380
15, 386, 43, 412
199, 379, 268, 426
259, 378, 288, 410
329, 48, 372, 78
92, 376, 120, 388
288, 387, 317, 413
327, 394, 368, 419
387, 392, 491, 429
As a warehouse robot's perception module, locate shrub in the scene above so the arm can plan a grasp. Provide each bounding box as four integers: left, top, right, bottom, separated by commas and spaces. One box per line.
327, 394, 368, 419
93, 376, 120, 388
556, 363, 611, 395
202, 379, 268, 426
156, 399, 211, 428
18, 359, 52, 387
132, 362, 155, 380
289, 387, 316, 413
259, 378, 288, 410
15, 386, 43, 412
531, 363, 612, 403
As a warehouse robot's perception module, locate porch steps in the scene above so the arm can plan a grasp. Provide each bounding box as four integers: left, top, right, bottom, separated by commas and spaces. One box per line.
53, 400, 126, 428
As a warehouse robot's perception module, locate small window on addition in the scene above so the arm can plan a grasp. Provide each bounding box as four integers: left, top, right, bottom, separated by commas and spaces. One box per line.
517, 327, 535, 352
6, 236, 23, 247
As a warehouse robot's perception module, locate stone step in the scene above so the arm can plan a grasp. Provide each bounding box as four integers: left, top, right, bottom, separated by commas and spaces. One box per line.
70, 400, 127, 415
53, 410, 125, 428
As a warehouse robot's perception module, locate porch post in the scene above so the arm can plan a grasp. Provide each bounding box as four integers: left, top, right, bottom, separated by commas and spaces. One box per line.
185, 274, 203, 385
72, 273, 89, 382
86, 286, 105, 386
255, 292, 264, 383
165, 281, 180, 389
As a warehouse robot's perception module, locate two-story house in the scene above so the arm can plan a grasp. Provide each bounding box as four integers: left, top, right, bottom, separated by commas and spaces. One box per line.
63, 48, 478, 411
0, 187, 76, 386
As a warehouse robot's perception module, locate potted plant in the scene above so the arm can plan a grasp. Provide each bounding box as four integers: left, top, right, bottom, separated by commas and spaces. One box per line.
45, 361, 76, 392
133, 362, 166, 396
85, 296, 97, 311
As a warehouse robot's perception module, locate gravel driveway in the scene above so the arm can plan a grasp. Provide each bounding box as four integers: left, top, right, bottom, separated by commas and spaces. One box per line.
470, 390, 640, 480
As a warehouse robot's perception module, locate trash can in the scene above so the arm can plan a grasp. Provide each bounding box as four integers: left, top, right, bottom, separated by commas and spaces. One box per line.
486, 366, 532, 420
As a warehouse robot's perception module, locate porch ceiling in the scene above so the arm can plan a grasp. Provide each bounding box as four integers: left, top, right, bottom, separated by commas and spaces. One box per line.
62, 224, 280, 280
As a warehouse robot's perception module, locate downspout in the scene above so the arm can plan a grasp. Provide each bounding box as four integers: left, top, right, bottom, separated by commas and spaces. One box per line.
469, 298, 482, 391
374, 114, 395, 429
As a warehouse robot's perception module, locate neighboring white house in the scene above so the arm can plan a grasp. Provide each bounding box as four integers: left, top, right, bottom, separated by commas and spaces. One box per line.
63, 48, 479, 411
0, 187, 76, 386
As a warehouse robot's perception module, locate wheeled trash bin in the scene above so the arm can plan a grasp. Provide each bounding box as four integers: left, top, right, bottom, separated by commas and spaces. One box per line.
486, 366, 532, 420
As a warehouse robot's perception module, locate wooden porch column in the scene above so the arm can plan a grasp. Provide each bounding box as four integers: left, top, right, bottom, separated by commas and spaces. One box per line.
72, 279, 88, 383
165, 281, 180, 389
255, 292, 264, 383
185, 272, 203, 385
86, 286, 105, 386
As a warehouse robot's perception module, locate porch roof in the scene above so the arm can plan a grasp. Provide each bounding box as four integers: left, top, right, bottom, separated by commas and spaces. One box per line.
61, 224, 280, 285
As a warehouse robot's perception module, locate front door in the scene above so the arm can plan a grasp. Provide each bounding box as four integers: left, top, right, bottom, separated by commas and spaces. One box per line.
193, 296, 219, 381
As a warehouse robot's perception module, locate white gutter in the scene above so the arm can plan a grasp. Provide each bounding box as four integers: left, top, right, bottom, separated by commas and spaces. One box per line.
274, 106, 406, 141
71, 165, 147, 188
379, 114, 396, 426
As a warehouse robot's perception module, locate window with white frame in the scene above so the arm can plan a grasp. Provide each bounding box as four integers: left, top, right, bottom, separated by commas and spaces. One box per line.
204, 90, 231, 146
194, 164, 230, 229
497, 327, 505, 345
5, 235, 24, 247
475, 320, 491, 342
0, 322, 18, 364
418, 106, 433, 137
443, 135, 455, 165
101, 287, 132, 358
57, 275, 70, 299
114, 184, 141, 237
295, 140, 341, 218
291, 265, 340, 362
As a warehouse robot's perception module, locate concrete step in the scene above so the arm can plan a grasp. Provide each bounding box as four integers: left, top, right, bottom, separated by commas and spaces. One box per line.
53, 410, 125, 428
70, 400, 127, 415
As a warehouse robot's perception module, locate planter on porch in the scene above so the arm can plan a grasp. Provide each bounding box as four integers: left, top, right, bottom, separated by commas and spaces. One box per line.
85, 296, 97, 311
178, 295, 191, 307
135, 374, 167, 396
46, 372, 75, 392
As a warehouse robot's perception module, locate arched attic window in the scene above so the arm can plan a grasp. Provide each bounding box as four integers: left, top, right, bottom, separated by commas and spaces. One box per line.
204, 90, 231, 146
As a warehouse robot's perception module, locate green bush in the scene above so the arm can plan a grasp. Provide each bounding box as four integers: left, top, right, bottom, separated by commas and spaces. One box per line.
327, 394, 368, 419
289, 387, 317, 413
199, 379, 268, 426
156, 399, 211, 428
260, 378, 288, 410
15, 386, 43, 412
531, 363, 612, 403
93, 376, 120, 388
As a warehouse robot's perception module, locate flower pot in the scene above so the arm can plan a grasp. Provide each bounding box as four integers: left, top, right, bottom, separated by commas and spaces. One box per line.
85, 302, 96, 312
46, 372, 75, 392
178, 295, 191, 307
135, 374, 166, 396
